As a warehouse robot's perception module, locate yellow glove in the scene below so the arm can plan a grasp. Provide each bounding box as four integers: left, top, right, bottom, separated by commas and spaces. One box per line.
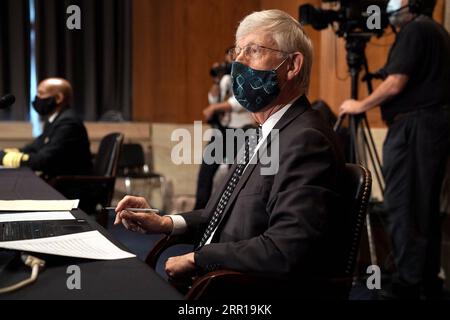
2, 151, 29, 168
4, 148, 20, 153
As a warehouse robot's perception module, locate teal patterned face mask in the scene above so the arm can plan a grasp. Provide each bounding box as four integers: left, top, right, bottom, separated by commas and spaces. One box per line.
231, 58, 288, 113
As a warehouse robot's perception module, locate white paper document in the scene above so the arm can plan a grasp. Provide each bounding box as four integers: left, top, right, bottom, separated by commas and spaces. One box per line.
0, 200, 79, 212
0, 211, 75, 223
0, 231, 136, 260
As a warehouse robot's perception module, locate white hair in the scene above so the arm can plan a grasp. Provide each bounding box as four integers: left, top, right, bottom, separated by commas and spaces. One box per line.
236, 10, 313, 94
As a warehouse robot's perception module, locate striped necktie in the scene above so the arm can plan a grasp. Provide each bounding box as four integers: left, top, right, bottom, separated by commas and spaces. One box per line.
197, 127, 261, 249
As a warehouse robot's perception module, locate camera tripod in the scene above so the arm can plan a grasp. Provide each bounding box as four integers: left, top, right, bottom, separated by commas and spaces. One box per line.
335, 33, 386, 267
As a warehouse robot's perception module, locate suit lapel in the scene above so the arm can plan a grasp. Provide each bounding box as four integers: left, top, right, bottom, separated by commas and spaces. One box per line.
43, 109, 69, 135
272, 95, 310, 132
212, 95, 311, 231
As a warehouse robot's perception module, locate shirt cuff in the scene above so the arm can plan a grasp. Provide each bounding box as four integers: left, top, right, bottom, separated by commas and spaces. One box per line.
166, 214, 188, 236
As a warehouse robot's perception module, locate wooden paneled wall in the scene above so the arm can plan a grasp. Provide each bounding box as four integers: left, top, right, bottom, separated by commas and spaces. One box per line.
133, 0, 446, 128
132, 0, 259, 124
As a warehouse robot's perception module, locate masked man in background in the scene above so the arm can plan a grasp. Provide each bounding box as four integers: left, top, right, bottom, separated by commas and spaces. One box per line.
0, 78, 92, 180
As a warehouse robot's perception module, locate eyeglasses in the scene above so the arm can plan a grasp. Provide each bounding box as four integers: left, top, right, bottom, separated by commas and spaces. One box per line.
227, 44, 291, 61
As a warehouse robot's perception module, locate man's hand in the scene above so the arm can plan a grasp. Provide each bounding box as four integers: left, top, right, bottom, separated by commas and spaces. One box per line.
113, 196, 173, 235
114, 195, 149, 225
115, 210, 173, 235
165, 252, 197, 280
203, 105, 216, 121
338, 75, 408, 118
339, 99, 365, 116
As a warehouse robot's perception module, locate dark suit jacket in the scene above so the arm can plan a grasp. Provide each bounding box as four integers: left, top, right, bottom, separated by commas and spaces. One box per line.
21, 108, 93, 179
182, 96, 347, 286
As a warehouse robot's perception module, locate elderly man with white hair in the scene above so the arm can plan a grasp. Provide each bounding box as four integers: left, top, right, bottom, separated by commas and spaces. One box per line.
115, 10, 346, 298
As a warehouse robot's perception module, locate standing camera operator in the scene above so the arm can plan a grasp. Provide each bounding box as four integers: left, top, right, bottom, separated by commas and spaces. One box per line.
196, 48, 255, 210
340, 0, 450, 299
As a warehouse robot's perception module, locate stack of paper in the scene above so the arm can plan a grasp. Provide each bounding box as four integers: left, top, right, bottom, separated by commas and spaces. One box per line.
0, 211, 75, 223
0, 200, 136, 261
0, 231, 136, 260
0, 200, 79, 212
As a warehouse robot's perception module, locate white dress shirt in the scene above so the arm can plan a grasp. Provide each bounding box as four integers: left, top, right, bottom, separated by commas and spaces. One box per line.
48, 111, 60, 124
168, 97, 300, 243
208, 75, 254, 129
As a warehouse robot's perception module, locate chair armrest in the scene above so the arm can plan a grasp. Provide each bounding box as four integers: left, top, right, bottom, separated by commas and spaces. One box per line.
187, 270, 256, 300
146, 238, 355, 300
145, 235, 196, 269
186, 272, 354, 300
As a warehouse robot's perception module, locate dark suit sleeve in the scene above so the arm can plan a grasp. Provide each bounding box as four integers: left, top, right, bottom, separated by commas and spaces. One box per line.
22, 121, 84, 172
179, 210, 209, 242
194, 128, 341, 276
21, 137, 41, 154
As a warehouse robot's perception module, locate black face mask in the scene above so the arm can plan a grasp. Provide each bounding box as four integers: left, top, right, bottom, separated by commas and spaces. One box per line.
32, 96, 57, 116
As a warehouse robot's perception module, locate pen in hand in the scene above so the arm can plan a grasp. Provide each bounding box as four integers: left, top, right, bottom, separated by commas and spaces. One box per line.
104, 207, 161, 214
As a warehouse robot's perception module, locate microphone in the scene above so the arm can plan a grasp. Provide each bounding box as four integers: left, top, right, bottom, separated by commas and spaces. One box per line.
0, 94, 16, 110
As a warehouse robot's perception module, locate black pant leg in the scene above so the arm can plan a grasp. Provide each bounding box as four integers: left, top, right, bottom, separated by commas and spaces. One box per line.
383, 118, 418, 286
413, 107, 450, 287
383, 106, 450, 290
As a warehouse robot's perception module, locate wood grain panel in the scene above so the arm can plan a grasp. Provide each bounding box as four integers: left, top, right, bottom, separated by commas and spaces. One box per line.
133, 0, 447, 128
133, 0, 260, 124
